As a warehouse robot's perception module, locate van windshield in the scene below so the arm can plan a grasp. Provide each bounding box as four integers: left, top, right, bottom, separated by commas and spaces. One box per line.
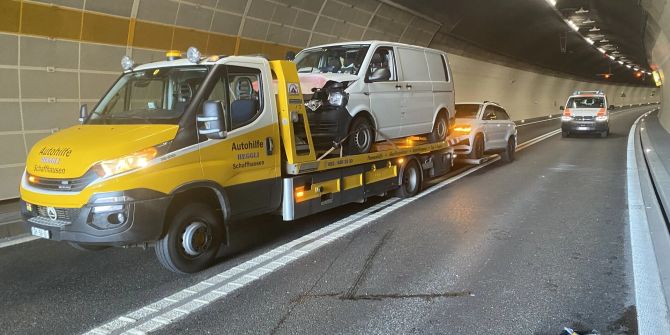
87, 66, 209, 125
455, 104, 481, 118
294, 44, 370, 75
567, 96, 605, 109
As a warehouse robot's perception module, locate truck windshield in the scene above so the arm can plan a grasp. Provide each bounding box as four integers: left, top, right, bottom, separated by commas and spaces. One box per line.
87, 66, 209, 125
567, 96, 605, 109
455, 104, 481, 118
294, 44, 370, 75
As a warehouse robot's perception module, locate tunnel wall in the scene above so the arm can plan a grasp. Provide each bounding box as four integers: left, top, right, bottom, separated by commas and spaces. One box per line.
0, 0, 658, 200
644, 0, 670, 131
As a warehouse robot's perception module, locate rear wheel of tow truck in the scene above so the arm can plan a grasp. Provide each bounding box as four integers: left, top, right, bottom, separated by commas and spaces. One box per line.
469, 134, 484, 159
397, 159, 422, 198
67, 242, 109, 251
346, 116, 375, 155
155, 203, 223, 273
428, 112, 448, 142
500, 136, 516, 163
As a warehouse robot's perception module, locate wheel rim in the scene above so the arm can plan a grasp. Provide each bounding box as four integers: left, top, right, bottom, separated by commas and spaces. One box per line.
181, 221, 212, 257
353, 125, 371, 152
477, 138, 484, 157
435, 118, 447, 140
403, 164, 419, 194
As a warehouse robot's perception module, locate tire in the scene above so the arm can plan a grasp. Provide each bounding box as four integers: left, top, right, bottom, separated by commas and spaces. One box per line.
346, 116, 375, 155
600, 129, 609, 138
562, 131, 569, 138
68, 242, 109, 251
469, 135, 484, 159
396, 160, 422, 198
155, 202, 223, 273
428, 112, 448, 143
501, 136, 516, 163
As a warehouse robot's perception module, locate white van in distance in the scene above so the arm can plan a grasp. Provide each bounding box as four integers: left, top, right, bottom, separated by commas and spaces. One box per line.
293, 41, 455, 154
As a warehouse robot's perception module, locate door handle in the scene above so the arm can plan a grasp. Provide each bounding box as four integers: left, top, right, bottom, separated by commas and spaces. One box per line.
395, 85, 402, 89
266, 137, 274, 155
406, 84, 413, 90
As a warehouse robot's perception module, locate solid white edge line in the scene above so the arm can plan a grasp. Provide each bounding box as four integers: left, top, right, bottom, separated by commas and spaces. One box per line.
626, 111, 670, 334
0, 235, 40, 248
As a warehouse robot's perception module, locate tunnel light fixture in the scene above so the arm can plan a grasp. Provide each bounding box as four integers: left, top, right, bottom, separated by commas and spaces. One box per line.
608, 55, 616, 60
589, 27, 600, 32
597, 47, 606, 54
585, 38, 595, 45
583, 19, 595, 24
575, 7, 590, 14
618, 60, 624, 65
546, 0, 556, 6
567, 20, 580, 31
626, 65, 632, 69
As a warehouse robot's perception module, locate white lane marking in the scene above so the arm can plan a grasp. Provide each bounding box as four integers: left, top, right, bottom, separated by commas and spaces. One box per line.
84, 120, 586, 335
516, 116, 561, 127
0, 235, 39, 248
626, 111, 670, 334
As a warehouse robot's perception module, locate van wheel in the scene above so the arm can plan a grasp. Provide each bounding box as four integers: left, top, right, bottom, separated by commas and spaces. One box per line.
346, 117, 375, 155
469, 135, 484, 159
600, 130, 609, 138
68, 242, 109, 251
501, 136, 516, 163
155, 203, 223, 273
562, 131, 569, 138
429, 113, 448, 142
396, 160, 422, 198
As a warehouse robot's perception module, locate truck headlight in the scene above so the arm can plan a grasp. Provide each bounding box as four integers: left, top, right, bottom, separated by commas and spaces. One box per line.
93, 142, 169, 178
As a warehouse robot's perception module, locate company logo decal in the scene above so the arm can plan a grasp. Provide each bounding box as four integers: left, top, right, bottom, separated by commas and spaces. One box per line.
46, 207, 58, 221
41, 157, 60, 164
288, 83, 300, 95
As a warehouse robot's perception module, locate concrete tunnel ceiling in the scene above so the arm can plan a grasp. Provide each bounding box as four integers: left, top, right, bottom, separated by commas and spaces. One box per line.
393, 0, 655, 87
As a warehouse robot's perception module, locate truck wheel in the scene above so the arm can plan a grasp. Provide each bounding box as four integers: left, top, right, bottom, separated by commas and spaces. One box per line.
429, 113, 448, 142
155, 203, 223, 273
68, 242, 109, 251
501, 136, 516, 163
397, 160, 422, 198
346, 117, 375, 155
469, 135, 484, 159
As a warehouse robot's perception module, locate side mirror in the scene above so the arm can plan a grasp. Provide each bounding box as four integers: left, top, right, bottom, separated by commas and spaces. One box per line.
197, 100, 227, 140
559, 106, 564, 111
285, 51, 296, 61
79, 104, 88, 123
367, 68, 391, 82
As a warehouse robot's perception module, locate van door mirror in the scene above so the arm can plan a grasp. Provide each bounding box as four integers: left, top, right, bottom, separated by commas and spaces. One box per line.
559, 106, 564, 111
198, 100, 227, 140
367, 68, 391, 82
79, 104, 88, 123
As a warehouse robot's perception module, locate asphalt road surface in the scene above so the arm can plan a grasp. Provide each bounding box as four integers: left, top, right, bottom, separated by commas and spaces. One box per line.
0, 106, 652, 335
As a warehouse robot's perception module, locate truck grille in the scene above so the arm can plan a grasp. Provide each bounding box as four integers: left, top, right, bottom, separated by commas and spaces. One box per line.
27, 170, 98, 192
33, 205, 78, 222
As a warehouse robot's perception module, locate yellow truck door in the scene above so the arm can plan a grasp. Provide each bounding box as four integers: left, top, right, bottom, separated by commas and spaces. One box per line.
198, 60, 281, 218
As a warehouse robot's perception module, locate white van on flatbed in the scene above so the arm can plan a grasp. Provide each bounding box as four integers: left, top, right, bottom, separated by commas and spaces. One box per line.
294, 41, 455, 154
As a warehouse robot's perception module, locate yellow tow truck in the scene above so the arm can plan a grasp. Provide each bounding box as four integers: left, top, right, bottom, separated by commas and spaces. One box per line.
19, 47, 459, 273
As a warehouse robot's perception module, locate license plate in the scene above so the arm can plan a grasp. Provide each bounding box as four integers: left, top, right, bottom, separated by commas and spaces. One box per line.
31, 226, 51, 239
577, 126, 591, 131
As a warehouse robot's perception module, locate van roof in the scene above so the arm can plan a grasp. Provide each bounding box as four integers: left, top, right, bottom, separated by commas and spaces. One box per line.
302, 40, 447, 54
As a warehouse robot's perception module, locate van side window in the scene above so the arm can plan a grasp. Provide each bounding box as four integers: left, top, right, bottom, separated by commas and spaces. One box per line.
398, 47, 431, 81
441, 55, 450, 82
207, 66, 263, 131
367, 47, 397, 82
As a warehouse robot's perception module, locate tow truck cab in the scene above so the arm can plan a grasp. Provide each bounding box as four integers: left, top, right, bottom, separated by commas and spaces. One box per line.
19, 48, 457, 273
560, 90, 611, 138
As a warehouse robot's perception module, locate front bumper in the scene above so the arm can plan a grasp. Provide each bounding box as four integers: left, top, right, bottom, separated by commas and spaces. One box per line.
562, 120, 609, 133
306, 105, 352, 150
21, 189, 171, 246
